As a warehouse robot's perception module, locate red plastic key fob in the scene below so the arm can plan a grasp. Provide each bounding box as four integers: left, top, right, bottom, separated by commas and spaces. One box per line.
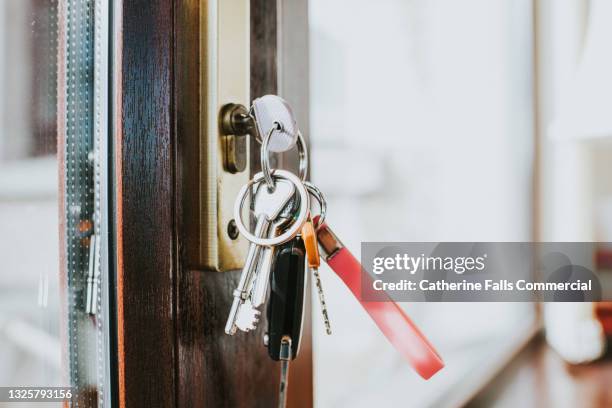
315, 219, 444, 379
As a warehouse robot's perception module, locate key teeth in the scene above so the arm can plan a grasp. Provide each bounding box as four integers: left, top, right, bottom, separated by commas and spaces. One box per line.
235, 307, 261, 332
246, 313, 260, 332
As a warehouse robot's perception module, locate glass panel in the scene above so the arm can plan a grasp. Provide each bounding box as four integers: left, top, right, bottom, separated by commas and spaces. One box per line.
309, 0, 536, 406
63, 1, 104, 405
0, 0, 111, 406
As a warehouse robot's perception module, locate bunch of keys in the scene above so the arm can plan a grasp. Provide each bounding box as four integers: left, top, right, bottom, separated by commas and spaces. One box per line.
225, 95, 444, 407
224, 95, 333, 406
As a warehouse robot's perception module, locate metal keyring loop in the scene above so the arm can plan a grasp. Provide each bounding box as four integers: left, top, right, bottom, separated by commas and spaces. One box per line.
304, 181, 327, 229
234, 170, 310, 247
261, 126, 308, 192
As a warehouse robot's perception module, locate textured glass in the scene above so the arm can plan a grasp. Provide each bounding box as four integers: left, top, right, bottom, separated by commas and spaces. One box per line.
0, 1, 110, 406
62, 0, 109, 406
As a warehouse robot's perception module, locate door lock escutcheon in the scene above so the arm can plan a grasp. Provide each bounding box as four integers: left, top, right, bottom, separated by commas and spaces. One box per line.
181, 0, 251, 272
220, 103, 255, 173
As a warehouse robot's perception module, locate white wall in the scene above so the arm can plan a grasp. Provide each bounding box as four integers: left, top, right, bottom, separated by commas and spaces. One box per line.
309, 1, 535, 406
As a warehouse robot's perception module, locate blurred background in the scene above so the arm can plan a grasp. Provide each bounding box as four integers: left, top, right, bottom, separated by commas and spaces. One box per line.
308, 0, 612, 407
0, 0, 63, 399
2, 0, 612, 407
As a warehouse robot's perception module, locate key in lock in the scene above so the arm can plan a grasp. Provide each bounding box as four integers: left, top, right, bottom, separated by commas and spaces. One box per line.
220, 96, 300, 173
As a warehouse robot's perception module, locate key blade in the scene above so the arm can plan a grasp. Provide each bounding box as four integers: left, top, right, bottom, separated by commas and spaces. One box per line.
235, 216, 268, 292
277, 336, 293, 408
251, 197, 298, 308
312, 267, 332, 335
225, 215, 270, 334
251, 245, 275, 307
225, 299, 242, 335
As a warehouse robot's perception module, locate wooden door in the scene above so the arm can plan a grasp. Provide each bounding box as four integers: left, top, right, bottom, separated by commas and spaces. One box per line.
113, 0, 313, 406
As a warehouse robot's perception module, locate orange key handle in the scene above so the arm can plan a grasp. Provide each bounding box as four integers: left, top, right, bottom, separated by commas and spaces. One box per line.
301, 219, 320, 268
315, 219, 444, 380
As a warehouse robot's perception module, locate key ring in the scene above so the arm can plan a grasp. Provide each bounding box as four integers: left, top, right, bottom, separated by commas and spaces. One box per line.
304, 181, 327, 229
234, 170, 310, 247
261, 123, 308, 192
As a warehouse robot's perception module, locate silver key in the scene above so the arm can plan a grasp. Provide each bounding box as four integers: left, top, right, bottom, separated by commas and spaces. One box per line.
250, 196, 298, 308
236, 195, 298, 330
225, 180, 295, 335
312, 265, 332, 335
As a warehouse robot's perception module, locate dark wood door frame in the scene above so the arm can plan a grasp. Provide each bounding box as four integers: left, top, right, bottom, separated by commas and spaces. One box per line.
113, 0, 176, 406
113, 0, 313, 406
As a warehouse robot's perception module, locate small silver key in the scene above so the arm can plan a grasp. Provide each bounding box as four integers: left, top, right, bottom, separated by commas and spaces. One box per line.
237, 195, 298, 330
225, 179, 295, 335
250, 196, 298, 307
301, 218, 332, 335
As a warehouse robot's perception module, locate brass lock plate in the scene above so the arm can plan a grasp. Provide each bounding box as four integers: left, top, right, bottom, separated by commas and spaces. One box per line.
180, 0, 250, 271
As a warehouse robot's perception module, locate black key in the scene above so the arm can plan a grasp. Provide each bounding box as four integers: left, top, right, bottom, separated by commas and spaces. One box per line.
267, 237, 307, 361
